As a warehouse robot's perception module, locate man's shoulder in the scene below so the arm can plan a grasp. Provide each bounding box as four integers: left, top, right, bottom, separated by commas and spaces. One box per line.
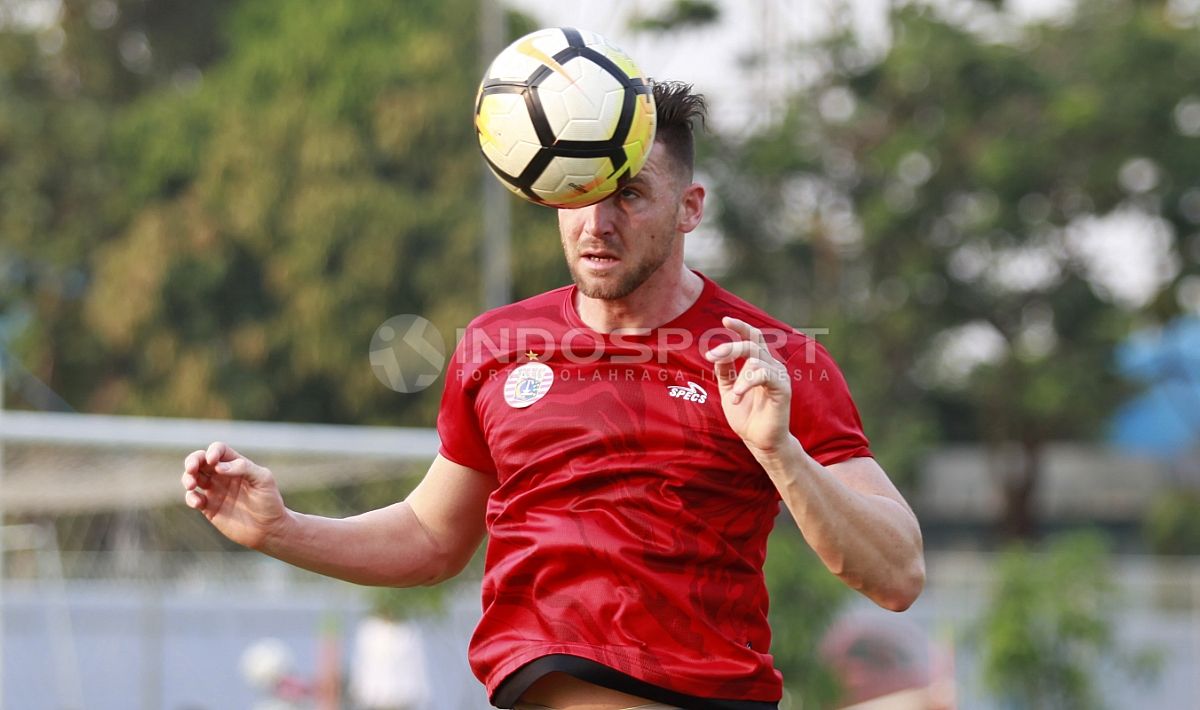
702, 278, 797, 334
704, 281, 784, 327
464, 285, 573, 332
701, 276, 831, 363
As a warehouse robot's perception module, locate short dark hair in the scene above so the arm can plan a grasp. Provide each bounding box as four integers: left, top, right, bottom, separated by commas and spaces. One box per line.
652, 81, 707, 180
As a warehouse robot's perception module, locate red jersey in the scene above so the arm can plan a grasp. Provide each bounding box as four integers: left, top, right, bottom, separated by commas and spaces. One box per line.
437, 273, 872, 704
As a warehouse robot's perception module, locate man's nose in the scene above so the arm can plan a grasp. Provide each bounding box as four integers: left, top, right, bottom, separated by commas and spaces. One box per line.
579, 196, 617, 237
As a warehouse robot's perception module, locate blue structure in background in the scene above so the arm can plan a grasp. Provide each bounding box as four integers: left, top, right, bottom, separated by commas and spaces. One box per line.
1111, 316, 1200, 460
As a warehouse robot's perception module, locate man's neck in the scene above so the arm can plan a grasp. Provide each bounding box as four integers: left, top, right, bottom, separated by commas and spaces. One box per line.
574, 264, 704, 333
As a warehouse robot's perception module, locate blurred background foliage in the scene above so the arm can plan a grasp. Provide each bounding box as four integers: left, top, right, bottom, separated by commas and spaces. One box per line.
764, 529, 850, 708
975, 531, 1162, 709
1142, 488, 1200, 554
2, 0, 1197, 532
708, 0, 1200, 536
3, 0, 1200, 706
2, 0, 563, 427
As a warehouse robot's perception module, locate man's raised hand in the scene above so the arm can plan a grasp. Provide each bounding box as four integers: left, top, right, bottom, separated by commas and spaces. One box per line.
704, 316, 794, 457
181, 441, 289, 551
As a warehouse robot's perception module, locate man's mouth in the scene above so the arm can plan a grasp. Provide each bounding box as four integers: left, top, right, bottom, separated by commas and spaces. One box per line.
581, 251, 620, 266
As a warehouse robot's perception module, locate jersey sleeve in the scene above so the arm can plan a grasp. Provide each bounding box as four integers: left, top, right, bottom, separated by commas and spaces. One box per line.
785, 340, 873, 466
436, 327, 498, 475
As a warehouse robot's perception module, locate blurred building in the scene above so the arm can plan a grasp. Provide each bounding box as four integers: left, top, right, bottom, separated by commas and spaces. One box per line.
914, 442, 1167, 550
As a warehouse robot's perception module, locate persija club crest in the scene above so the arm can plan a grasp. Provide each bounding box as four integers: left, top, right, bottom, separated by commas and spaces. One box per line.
504, 356, 554, 408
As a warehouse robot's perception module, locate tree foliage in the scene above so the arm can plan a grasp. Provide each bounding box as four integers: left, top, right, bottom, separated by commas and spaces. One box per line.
709, 0, 1200, 536
1, 0, 236, 402
976, 531, 1160, 709
1142, 487, 1200, 553
3, 0, 561, 423
629, 0, 721, 33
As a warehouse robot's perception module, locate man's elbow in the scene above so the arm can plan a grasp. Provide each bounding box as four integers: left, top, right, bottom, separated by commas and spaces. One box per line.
419, 543, 478, 586
371, 540, 465, 588
876, 556, 925, 612
422, 558, 465, 586
879, 518, 927, 612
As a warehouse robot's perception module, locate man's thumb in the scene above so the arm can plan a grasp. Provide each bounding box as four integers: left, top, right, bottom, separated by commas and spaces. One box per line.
215, 457, 268, 482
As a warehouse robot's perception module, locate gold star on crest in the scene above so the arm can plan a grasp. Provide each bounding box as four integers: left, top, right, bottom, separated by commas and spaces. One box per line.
525, 351, 540, 361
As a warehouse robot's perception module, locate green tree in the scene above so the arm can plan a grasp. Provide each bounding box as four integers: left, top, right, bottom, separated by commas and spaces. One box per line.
6, 0, 561, 422
629, 0, 720, 33
1143, 488, 1200, 554
977, 531, 1160, 709
710, 0, 1200, 537
0, 0, 237, 402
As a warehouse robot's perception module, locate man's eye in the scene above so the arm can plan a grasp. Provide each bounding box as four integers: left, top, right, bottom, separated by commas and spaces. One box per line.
619, 188, 639, 199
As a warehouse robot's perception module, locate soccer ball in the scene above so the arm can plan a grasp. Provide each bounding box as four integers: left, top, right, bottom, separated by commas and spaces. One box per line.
474, 27, 656, 209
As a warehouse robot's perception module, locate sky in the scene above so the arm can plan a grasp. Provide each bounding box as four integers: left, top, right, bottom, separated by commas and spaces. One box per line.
505, 0, 886, 132
503, 0, 1077, 131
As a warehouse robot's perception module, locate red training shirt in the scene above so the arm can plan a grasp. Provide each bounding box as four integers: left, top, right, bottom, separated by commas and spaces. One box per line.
437, 272, 872, 704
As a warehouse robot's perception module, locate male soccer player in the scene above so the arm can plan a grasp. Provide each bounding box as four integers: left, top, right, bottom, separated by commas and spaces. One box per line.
181, 81, 924, 710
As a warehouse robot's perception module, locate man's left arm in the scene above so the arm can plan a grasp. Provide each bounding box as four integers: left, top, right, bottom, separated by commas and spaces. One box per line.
706, 316, 925, 612
756, 446, 924, 611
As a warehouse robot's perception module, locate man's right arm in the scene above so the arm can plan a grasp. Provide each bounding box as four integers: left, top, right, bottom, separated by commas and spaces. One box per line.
182, 442, 495, 587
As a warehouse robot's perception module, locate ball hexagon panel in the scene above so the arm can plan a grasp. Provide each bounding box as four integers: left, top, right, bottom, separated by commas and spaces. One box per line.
535, 55, 626, 143
620, 91, 657, 172
532, 156, 620, 207
482, 28, 572, 83
588, 41, 649, 82
476, 91, 542, 177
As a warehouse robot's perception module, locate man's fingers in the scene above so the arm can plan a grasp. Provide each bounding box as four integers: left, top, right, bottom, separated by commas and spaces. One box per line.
212, 456, 267, 482
707, 317, 782, 394
705, 339, 765, 364
710, 343, 776, 395
710, 342, 746, 392
184, 450, 206, 475
712, 317, 779, 364
722, 316, 769, 350
200, 441, 267, 481
713, 358, 738, 388
205, 441, 243, 466
730, 358, 787, 403
184, 489, 207, 510
181, 470, 212, 491
731, 358, 768, 396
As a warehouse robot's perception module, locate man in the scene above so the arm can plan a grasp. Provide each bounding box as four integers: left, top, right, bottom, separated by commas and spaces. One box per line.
182, 81, 924, 710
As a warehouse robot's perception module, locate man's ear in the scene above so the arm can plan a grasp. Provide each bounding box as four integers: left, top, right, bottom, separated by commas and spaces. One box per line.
678, 182, 705, 234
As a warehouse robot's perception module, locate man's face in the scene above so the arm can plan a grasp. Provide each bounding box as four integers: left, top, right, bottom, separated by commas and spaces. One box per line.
557, 143, 697, 300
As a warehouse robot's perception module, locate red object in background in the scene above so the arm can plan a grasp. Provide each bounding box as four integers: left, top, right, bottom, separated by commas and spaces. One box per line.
820, 612, 934, 705
274, 674, 313, 702
314, 614, 344, 710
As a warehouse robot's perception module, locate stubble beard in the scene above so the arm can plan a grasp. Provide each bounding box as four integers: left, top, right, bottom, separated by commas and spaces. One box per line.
568, 237, 673, 300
